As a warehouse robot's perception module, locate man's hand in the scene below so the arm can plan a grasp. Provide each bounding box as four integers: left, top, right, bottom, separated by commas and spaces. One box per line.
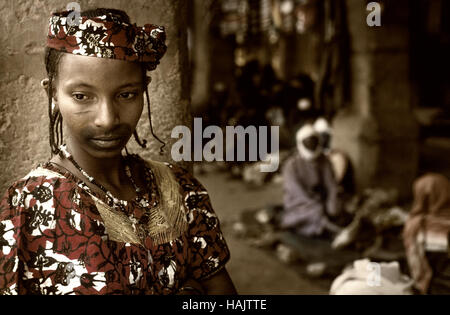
323, 219, 343, 235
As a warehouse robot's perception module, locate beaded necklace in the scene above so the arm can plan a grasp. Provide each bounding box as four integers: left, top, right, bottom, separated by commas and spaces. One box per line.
58, 144, 150, 211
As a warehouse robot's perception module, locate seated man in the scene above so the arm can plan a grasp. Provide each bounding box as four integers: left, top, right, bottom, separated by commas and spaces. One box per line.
279, 123, 343, 239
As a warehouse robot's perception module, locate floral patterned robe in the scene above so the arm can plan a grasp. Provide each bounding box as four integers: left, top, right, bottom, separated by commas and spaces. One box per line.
0, 157, 229, 295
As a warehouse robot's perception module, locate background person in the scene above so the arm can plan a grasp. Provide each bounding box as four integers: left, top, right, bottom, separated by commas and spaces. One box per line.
403, 173, 450, 295
279, 123, 342, 238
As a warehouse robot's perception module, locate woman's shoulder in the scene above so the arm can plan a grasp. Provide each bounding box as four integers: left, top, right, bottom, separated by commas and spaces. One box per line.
5, 164, 64, 189
0, 163, 78, 210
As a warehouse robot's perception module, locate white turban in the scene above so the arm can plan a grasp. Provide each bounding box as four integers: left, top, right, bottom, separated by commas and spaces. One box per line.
296, 124, 321, 160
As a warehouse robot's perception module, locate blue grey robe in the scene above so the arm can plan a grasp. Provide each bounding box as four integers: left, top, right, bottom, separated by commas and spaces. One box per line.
280, 152, 339, 237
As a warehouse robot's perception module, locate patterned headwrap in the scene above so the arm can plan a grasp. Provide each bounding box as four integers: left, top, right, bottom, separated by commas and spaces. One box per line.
47, 10, 167, 71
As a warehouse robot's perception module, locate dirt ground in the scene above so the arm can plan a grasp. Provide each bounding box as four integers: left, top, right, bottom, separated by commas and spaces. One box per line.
196, 167, 332, 295
195, 137, 450, 295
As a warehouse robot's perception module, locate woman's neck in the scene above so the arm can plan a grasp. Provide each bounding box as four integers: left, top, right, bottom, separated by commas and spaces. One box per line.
65, 139, 125, 190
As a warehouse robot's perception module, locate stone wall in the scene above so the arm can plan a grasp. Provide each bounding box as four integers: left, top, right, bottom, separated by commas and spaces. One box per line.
0, 0, 191, 194
332, 0, 419, 200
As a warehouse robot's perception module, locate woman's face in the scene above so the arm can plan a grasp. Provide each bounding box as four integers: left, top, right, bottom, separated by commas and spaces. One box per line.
54, 54, 145, 159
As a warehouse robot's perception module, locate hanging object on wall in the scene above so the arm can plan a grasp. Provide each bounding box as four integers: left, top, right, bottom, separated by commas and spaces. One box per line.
260, 0, 272, 32
220, 0, 243, 37
271, 0, 317, 35
295, 0, 317, 34
280, 0, 295, 32
220, 0, 275, 42
218, 0, 318, 46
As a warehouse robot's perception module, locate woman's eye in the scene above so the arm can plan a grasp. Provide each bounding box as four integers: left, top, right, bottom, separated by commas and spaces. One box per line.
119, 92, 137, 100
72, 93, 89, 101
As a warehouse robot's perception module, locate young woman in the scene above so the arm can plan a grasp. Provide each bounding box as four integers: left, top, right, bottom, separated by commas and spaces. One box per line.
0, 8, 236, 295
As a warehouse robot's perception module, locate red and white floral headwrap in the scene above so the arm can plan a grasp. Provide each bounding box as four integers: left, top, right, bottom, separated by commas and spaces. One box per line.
47, 10, 167, 71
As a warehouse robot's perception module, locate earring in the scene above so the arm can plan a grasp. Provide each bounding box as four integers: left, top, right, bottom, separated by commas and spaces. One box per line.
133, 130, 148, 148
41, 78, 49, 88
51, 99, 57, 112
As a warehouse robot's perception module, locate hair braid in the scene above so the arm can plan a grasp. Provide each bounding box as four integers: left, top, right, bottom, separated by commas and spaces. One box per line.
45, 47, 64, 156
145, 85, 166, 155
133, 64, 166, 154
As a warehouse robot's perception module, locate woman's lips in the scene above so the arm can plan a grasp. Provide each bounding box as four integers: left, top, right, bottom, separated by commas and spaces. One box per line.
90, 137, 124, 149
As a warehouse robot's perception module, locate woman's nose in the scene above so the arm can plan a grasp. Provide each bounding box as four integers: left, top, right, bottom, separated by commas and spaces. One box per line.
94, 99, 120, 129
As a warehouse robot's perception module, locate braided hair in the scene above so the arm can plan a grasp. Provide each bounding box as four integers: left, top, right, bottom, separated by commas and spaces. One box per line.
44, 8, 166, 156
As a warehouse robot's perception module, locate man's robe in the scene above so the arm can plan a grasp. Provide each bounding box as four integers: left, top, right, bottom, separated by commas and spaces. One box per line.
280, 152, 339, 237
